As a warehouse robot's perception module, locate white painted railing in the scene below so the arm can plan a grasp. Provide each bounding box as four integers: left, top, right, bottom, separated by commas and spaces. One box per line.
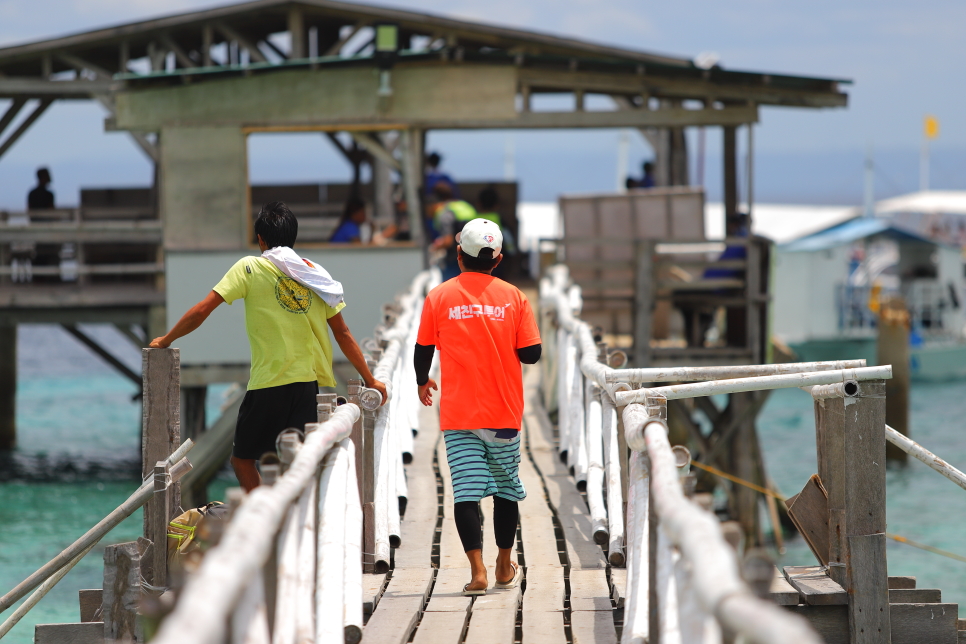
152, 268, 439, 644
541, 265, 827, 644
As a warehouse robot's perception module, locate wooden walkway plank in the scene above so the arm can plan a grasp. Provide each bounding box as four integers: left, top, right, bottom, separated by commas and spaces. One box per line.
783, 566, 847, 606
569, 569, 613, 611
522, 567, 565, 612
362, 568, 434, 644
610, 569, 626, 608
522, 609, 567, 644
463, 600, 519, 644
570, 610, 618, 644
769, 567, 800, 606
539, 473, 608, 570
362, 573, 388, 615
394, 405, 440, 570
411, 611, 469, 644
518, 443, 565, 569
425, 568, 472, 613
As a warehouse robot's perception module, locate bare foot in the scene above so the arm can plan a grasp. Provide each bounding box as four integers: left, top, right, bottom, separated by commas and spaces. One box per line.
495, 560, 516, 585
465, 573, 488, 591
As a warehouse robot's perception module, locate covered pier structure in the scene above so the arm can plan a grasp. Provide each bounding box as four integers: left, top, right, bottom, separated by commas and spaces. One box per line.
0, 0, 847, 500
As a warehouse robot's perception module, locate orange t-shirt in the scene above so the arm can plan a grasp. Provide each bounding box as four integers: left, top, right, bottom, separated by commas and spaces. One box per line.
417, 272, 541, 431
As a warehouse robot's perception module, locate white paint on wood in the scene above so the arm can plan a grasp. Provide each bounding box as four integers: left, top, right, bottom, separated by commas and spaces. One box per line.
342, 439, 364, 639
315, 442, 348, 643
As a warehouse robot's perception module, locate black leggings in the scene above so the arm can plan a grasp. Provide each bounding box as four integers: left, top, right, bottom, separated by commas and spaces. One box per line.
453, 496, 519, 552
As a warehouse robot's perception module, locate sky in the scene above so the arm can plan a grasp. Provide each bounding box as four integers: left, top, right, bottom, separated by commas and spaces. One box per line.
0, 0, 964, 208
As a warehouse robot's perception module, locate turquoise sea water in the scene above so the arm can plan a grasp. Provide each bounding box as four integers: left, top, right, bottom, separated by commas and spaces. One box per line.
0, 325, 234, 644
2, 325, 966, 643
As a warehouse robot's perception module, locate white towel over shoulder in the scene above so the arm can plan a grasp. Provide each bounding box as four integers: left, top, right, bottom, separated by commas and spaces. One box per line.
262, 246, 344, 308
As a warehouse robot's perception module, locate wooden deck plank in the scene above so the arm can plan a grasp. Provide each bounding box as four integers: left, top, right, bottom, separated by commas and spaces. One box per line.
362, 573, 388, 615
463, 602, 518, 644
570, 610, 618, 644
522, 609, 567, 644
890, 589, 941, 603
518, 437, 565, 569
610, 569, 626, 608
412, 610, 469, 644
362, 568, 434, 644
770, 566, 800, 606
569, 569, 613, 612
425, 568, 473, 613
394, 406, 440, 570
522, 567, 565, 612
783, 565, 847, 606
539, 472, 608, 570
787, 603, 960, 644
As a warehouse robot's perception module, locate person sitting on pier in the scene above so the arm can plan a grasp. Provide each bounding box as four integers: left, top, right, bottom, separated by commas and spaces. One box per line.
149, 201, 387, 491
414, 218, 542, 595
329, 196, 370, 243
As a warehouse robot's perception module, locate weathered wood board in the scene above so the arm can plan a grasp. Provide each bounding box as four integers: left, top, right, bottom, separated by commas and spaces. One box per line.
570, 569, 613, 612
411, 610, 469, 644
362, 568, 434, 644
788, 603, 959, 644
522, 609, 567, 644
425, 568, 473, 613
571, 610, 618, 644
783, 566, 847, 606
770, 567, 801, 606
786, 474, 830, 566
362, 573, 388, 616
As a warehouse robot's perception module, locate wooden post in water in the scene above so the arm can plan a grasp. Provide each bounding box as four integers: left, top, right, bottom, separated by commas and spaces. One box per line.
0, 324, 15, 450
141, 348, 181, 588
878, 297, 909, 462
820, 381, 891, 644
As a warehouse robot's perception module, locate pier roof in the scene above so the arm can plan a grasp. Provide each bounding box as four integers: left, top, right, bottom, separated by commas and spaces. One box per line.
781, 217, 945, 252
0, 0, 848, 109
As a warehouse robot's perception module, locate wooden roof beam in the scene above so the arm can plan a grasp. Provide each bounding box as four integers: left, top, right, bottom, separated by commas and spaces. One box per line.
348, 131, 401, 171
0, 78, 116, 98
0, 99, 53, 161
0, 98, 26, 141
324, 23, 367, 56
215, 22, 268, 63
57, 52, 112, 79
159, 34, 198, 69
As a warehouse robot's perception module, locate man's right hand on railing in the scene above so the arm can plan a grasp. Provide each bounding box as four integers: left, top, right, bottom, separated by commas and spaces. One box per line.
418, 378, 438, 406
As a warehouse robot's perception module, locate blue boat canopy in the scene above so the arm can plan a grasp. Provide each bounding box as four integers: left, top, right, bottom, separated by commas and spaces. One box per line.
781, 217, 947, 252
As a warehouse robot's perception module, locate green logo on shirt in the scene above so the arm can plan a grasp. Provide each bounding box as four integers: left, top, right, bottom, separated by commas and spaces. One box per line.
275, 276, 312, 313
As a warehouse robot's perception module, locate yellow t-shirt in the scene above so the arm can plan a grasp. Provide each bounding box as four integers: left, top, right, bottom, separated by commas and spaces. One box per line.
213, 256, 346, 390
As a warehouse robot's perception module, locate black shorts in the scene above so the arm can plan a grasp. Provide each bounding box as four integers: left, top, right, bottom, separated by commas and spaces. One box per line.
232, 381, 318, 460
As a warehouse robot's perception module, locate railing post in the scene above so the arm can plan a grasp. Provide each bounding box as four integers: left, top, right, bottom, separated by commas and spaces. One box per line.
348, 378, 376, 573
821, 380, 890, 644
644, 396, 667, 644
141, 348, 180, 590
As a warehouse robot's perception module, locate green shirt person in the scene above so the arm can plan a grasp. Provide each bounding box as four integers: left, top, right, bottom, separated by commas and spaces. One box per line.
150, 202, 386, 491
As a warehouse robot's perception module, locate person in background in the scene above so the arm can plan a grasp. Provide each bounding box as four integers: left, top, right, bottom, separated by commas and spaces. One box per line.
27, 167, 54, 210
476, 186, 516, 278
150, 202, 386, 491
429, 183, 478, 281
414, 218, 541, 595
638, 161, 656, 188
425, 152, 457, 196
329, 197, 369, 243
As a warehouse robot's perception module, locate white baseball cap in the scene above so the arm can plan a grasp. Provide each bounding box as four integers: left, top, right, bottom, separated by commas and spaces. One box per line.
456, 218, 503, 258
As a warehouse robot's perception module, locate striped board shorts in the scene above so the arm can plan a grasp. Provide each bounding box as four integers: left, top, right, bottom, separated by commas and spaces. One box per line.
443, 429, 527, 504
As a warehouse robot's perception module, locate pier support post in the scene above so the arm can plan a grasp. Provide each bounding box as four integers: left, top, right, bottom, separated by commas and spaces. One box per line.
102, 542, 142, 642
878, 297, 909, 462
821, 380, 890, 644
180, 385, 207, 507
0, 324, 15, 450
141, 348, 181, 588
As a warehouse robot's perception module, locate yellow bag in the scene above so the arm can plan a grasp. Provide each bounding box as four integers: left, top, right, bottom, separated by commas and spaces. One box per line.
167, 502, 226, 563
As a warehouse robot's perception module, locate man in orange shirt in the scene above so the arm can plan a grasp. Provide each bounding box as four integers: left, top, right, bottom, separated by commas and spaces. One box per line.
415, 218, 541, 595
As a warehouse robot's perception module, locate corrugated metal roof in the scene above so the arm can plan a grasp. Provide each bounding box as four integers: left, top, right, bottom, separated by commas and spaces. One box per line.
780, 217, 940, 252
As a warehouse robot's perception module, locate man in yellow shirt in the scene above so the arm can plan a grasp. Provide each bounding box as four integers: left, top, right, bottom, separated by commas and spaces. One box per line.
150, 202, 386, 490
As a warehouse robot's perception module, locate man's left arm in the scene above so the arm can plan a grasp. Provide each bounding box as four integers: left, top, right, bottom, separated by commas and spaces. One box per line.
515, 298, 542, 364
150, 290, 225, 348
327, 312, 388, 405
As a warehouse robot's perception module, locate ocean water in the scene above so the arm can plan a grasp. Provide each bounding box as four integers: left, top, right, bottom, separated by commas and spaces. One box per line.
0, 325, 234, 644
2, 325, 966, 643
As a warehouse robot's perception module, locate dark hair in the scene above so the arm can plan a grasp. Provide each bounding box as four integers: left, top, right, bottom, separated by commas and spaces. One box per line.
329, 197, 366, 241
478, 186, 498, 210
255, 201, 298, 248
643, 161, 654, 173
459, 246, 499, 272
427, 152, 442, 168
36, 167, 50, 184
